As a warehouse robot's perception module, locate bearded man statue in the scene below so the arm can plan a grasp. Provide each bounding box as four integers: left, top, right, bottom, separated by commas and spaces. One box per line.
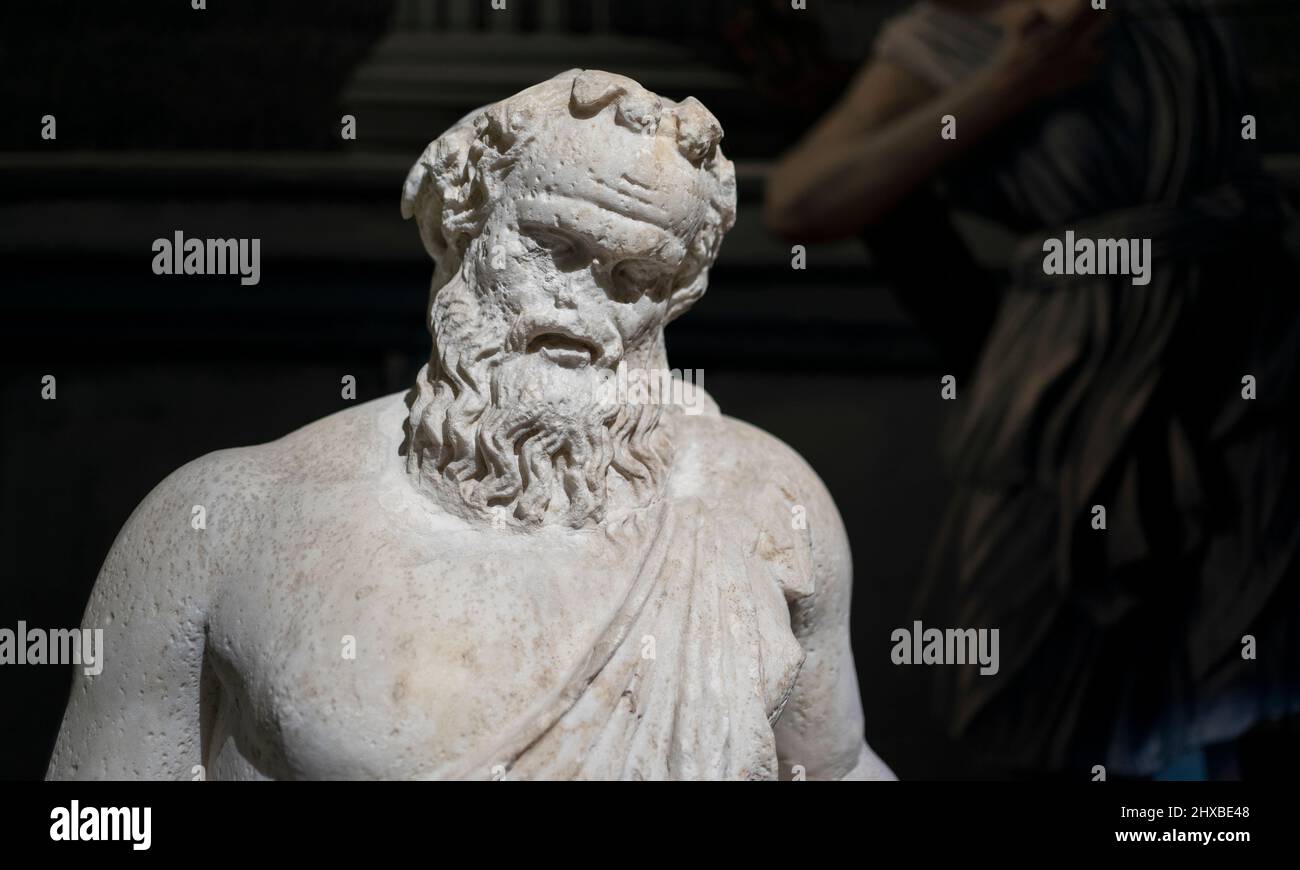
47, 70, 895, 781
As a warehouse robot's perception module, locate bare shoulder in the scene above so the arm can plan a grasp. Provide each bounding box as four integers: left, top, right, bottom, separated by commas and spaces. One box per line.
676, 405, 844, 530
105, 392, 409, 586
243, 391, 410, 486
673, 402, 853, 617
49, 397, 409, 780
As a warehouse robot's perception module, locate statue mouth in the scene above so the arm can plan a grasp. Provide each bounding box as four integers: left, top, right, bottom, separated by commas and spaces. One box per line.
526, 331, 601, 368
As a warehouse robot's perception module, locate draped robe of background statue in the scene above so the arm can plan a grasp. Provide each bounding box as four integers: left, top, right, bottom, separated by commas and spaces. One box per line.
46, 70, 894, 781
874, 1, 1300, 775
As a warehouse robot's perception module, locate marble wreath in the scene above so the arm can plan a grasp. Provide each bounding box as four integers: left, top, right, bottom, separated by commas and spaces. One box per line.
48, 70, 895, 781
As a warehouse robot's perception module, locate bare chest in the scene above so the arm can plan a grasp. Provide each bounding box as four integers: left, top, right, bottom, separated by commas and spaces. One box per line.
204, 514, 637, 780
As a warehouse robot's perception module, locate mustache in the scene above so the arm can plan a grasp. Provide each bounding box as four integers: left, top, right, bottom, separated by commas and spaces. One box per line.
505, 310, 624, 367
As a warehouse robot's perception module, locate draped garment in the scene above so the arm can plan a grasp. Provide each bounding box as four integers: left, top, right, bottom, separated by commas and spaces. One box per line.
877, 0, 1300, 774
426, 418, 814, 780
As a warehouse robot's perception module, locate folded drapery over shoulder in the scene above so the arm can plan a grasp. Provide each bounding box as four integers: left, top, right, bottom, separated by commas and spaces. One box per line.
429, 496, 810, 780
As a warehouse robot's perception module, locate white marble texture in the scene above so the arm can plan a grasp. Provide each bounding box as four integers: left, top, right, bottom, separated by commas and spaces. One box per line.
47, 70, 894, 781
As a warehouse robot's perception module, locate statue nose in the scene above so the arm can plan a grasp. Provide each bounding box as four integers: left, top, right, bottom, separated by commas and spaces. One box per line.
553, 286, 578, 309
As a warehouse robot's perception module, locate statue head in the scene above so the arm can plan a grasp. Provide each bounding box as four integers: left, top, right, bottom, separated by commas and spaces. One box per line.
400, 69, 737, 530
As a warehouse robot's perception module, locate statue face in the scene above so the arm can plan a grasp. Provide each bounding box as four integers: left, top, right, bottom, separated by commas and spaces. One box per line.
404, 80, 729, 529
468, 123, 707, 374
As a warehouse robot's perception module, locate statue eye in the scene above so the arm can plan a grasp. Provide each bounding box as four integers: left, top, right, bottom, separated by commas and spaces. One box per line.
612, 260, 661, 293
527, 228, 576, 258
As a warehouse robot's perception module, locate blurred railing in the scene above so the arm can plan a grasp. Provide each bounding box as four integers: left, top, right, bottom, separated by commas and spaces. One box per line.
385, 0, 724, 37
392, 0, 612, 32
383, 0, 860, 48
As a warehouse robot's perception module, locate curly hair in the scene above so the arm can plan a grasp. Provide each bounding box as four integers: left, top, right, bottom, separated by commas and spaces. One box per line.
400, 68, 737, 324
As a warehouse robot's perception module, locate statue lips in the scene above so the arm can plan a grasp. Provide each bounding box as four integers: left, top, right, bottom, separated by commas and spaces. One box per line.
530, 334, 598, 368
515, 316, 618, 369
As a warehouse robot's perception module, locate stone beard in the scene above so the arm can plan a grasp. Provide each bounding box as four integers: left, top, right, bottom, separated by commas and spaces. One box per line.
403, 271, 674, 530
400, 69, 735, 530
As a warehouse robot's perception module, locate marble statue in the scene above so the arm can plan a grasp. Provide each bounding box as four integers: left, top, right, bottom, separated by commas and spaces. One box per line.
47, 70, 895, 780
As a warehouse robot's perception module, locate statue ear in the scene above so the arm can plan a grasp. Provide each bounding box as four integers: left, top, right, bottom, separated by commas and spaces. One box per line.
666, 154, 736, 323
666, 270, 708, 324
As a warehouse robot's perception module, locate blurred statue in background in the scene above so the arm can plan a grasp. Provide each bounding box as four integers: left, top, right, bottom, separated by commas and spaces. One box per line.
767, 0, 1300, 778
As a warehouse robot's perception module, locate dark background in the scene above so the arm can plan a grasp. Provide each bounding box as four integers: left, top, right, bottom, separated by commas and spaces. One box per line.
2, 0, 1297, 781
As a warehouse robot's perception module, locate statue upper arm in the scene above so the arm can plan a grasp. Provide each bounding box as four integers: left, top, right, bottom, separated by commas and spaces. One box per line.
46, 456, 227, 780
771, 459, 896, 780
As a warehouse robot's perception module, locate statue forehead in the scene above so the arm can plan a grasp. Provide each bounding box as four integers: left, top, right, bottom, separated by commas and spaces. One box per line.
502, 117, 709, 241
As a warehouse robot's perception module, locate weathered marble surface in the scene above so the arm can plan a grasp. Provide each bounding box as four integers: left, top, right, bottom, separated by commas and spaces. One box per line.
47, 70, 894, 781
